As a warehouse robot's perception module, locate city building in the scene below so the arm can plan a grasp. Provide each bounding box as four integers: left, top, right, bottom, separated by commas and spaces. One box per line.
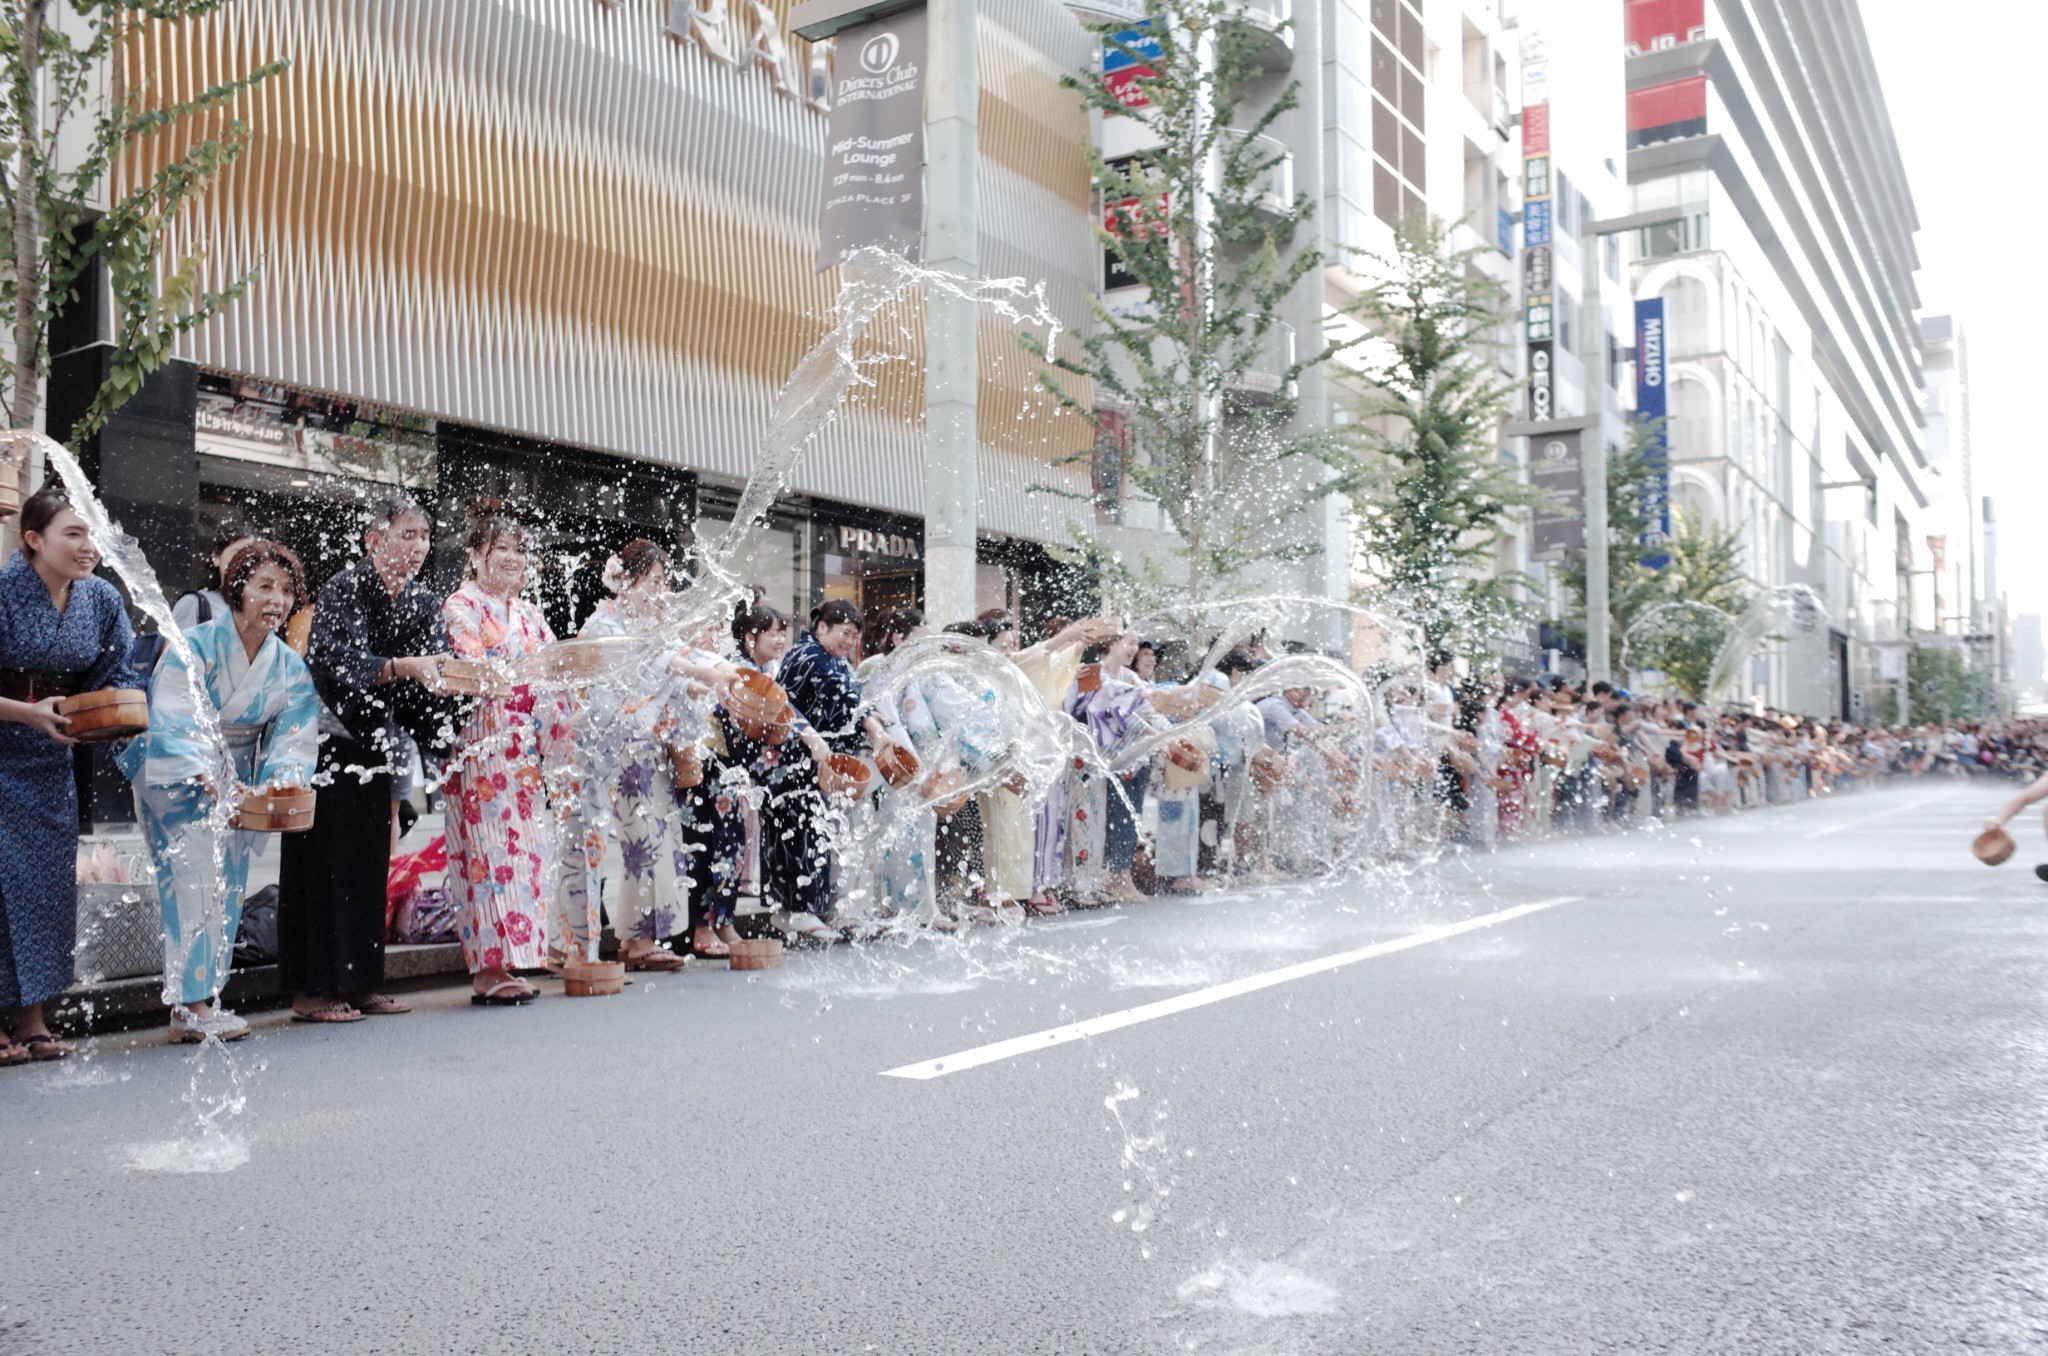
1617, 0, 1931, 718
45, 0, 1143, 824
1501, 0, 1631, 670
53, 0, 1119, 643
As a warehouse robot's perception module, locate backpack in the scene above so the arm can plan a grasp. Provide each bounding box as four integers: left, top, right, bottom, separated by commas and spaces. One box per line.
130, 592, 216, 683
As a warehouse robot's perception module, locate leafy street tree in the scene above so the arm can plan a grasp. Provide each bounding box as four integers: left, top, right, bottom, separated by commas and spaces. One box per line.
2, 0, 287, 506
1558, 414, 1671, 672
1908, 644, 1984, 725
1335, 221, 1544, 656
1028, 0, 1350, 646
1621, 507, 1750, 697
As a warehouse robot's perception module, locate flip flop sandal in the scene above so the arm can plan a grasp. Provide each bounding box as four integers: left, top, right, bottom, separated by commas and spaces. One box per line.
355, 994, 411, 1015
470, 981, 536, 1007
22, 1034, 72, 1061
0, 1038, 30, 1068
1023, 899, 1066, 917
291, 1004, 364, 1024
626, 949, 691, 970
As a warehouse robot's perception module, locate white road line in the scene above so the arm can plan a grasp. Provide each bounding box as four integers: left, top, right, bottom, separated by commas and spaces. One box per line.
1802, 796, 1938, 839
879, 896, 1581, 1081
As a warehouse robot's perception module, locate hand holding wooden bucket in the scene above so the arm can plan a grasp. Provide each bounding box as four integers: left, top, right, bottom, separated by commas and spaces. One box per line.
57, 688, 147, 742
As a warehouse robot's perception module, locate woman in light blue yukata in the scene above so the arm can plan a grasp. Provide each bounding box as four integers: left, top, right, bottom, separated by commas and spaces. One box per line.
119, 540, 318, 1044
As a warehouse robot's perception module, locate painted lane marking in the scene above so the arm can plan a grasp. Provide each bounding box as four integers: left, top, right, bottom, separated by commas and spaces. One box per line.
1802, 797, 1937, 839
880, 896, 1581, 1081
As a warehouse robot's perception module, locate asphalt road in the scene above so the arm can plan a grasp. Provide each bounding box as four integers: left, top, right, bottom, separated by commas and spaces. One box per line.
4, 781, 2046, 1355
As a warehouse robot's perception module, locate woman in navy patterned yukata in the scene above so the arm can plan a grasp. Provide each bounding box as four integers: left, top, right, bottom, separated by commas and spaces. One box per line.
0, 486, 137, 1065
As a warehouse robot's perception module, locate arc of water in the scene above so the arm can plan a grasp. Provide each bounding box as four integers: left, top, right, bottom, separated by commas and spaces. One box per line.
4, 431, 242, 1008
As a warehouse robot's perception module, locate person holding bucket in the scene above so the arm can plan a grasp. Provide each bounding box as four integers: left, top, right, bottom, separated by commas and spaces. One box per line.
119, 540, 319, 1043
0, 484, 137, 1065
1982, 770, 2048, 878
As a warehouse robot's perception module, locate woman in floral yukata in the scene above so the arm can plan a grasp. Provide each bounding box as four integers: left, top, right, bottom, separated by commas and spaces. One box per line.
119, 540, 320, 1044
0, 485, 136, 1065
682, 597, 795, 947
1064, 629, 1173, 904
562, 539, 733, 967
444, 515, 567, 1006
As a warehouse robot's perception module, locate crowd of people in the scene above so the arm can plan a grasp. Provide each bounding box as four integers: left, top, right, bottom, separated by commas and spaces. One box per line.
0, 483, 2040, 1065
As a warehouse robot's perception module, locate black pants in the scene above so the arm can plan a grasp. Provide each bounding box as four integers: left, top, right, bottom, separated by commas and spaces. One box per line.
762, 784, 836, 922
683, 762, 746, 932
935, 799, 986, 902
278, 735, 390, 998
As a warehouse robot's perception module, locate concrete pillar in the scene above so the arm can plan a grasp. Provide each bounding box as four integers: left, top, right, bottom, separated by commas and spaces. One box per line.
920, 0, 978, 626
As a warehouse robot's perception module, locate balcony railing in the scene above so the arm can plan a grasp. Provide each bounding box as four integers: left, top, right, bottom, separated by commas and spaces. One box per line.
1229, 321, 1297, 401
1244, 133, 1294, 220
1223, 0, 1293, 72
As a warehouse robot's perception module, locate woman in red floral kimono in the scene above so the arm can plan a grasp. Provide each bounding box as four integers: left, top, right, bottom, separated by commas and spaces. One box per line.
443, 516, 565, 1006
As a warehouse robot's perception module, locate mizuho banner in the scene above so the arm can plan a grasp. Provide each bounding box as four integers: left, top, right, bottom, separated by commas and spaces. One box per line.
1635, 297, 1671, 568
817, 8, 926, 272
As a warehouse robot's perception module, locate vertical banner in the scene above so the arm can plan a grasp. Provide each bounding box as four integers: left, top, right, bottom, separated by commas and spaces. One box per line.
1520, 31, 1554, 410
1634, 297, 1671, 568
1103, 20, 1162, 112
1528, 427, 1583, 560
816, 7, 927, 272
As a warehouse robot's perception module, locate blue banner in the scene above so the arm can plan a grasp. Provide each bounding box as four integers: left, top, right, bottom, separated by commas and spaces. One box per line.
1635, 297, 1671, 569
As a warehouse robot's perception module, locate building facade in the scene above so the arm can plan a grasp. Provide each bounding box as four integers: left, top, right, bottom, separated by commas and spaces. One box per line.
1618, 0, 1929, 718
61, 0, 1115, 641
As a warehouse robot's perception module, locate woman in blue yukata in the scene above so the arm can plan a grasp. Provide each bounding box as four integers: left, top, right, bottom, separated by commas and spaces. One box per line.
118, 540, 319, 1044
0, 486, 137, 1065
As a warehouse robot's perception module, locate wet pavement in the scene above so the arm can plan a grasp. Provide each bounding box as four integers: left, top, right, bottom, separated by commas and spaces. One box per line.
4, 781, 2045, 1354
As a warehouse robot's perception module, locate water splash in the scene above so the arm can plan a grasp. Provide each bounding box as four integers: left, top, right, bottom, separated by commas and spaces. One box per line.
1174, 1257, 1341, 1317
119, 1038, 256, 1174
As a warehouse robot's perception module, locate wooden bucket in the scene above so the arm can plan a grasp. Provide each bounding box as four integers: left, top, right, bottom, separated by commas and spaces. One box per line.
922, 769, 973, 816
527, 636, 636, 684
1166, 739, 1204, 772
729, 937, 784, 971
669, 743, 704, 789
562, 958, 626, 996
875, 739, 921, 788
727, 669, 794, 742
1250, 748, 1286, 793
56, 688, 148, 742
818, 752, 873, 798
238, 785, 316, 833
1972, 826, 2016, 866
1076, 663, 1103, 693
438, 658, 514, 698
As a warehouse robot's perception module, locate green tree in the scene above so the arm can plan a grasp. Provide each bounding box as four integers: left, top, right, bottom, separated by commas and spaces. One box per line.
1558, 415, 1673, 673
1626, 508, 1748, 697
1335, 220, 1543, 654
1907, 644, 1983, 724
1028, 0, 1350, 644
2, 0, 287, 499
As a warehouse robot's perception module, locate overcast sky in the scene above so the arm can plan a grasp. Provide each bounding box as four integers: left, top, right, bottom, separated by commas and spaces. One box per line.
1858, 1, 2044, 627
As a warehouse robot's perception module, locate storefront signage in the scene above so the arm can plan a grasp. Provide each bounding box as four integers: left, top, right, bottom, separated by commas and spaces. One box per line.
1527, 340, 1554, 422
665, 0, 829, 112
1103, 22, 1162, 111
816, 6, 927, 270
1523, 243, 1552, 299
1528, 426, 1582, 561
1102, 153, 1168, 292
1635, 296, 1672, 568
837, 524, 921, 559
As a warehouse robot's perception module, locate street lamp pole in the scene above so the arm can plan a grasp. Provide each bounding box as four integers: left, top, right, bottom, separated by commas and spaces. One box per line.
920, 0, 979, 626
